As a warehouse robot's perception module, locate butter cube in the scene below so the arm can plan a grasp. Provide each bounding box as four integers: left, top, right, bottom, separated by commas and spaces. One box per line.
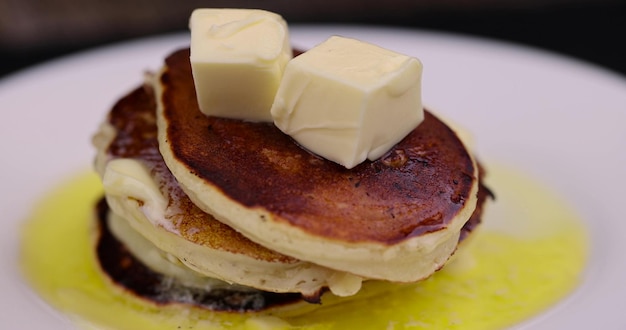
271, 36, 424, 169
189, 9, 292, 122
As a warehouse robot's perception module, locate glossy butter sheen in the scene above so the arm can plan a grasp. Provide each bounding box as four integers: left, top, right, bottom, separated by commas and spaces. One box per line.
20, 165, 588, 329
271, 36, 423, 169
189, 8, 291, 121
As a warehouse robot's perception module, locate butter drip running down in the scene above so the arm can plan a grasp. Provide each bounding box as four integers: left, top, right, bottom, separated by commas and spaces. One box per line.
189, 9, 424, 168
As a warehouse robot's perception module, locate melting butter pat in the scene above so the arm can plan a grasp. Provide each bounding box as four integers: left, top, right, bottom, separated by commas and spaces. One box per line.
271, 36, 424, 168
189, 9, 292, 121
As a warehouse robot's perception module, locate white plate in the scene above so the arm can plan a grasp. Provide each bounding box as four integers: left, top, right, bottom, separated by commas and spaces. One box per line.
1, 26, 625, 329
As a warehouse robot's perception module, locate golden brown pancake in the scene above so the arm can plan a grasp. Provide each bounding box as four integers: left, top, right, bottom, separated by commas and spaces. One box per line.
93, 82, 356, 298
155, 48, 481, 282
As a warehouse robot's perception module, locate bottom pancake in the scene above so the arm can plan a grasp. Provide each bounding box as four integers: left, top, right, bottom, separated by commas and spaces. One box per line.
95, 198, 306, 311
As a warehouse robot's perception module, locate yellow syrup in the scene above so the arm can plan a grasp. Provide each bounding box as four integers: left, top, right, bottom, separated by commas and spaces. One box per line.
20, 164, 588, 329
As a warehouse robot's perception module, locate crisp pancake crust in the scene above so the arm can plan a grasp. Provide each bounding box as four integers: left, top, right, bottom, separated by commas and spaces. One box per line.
159, 48, 476, 245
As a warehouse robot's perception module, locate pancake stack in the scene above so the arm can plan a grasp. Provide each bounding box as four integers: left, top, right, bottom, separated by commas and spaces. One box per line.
92, 47, 490, 312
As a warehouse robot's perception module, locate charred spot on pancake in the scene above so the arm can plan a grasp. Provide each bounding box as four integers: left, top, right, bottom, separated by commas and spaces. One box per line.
94, 198, 304, 312
459, 163, 494, 241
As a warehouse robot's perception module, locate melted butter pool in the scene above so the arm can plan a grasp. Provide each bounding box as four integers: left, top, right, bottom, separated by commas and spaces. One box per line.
20, 164, 588, 329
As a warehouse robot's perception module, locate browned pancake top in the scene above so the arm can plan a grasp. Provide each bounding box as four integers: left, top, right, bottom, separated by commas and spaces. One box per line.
159, 48, 478, 245
106, 83, 297, 263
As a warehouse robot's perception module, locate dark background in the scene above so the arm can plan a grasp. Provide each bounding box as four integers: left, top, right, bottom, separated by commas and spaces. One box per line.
1, 0, 625, 79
